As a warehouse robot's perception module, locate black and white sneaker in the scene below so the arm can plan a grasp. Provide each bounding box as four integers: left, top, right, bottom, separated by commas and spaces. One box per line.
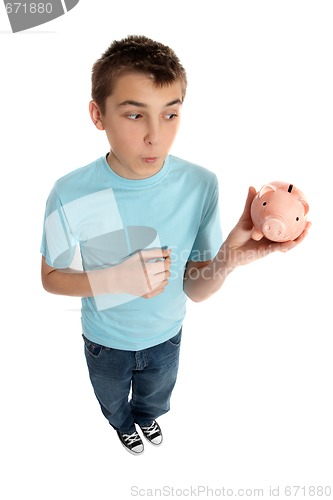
117, 430, 144, 455
140, 420, 163, 446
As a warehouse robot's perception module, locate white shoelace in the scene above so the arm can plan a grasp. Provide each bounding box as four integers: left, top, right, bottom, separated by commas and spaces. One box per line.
142, 422, 159, 437
123, 431, 141, 446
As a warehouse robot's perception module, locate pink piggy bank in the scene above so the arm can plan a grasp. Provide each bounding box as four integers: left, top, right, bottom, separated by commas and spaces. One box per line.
250, 181, 309, 242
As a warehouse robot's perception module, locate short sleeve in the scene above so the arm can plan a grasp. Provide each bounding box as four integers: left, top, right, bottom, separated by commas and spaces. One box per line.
40, 184, 78, 268
188, 176, 223, 262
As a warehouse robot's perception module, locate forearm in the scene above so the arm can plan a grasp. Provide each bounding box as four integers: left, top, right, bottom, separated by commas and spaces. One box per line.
42, 267, 93, 297
183, 244, 235, 302
42, 267, 117, 297
42, 248, 172, 299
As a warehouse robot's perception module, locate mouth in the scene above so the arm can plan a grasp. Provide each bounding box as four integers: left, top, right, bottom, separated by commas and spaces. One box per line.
142, 156, 159, 164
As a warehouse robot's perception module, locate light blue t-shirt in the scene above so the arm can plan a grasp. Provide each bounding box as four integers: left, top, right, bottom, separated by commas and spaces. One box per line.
41, 154, 222, 350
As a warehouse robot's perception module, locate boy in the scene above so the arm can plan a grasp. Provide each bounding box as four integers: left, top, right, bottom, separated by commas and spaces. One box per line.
40, 35, 309, 455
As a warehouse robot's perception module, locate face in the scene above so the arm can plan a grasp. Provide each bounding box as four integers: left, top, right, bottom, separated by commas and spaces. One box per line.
89, 72, 183, 180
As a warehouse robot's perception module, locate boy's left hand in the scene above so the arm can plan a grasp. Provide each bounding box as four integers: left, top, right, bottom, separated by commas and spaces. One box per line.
222, 187, 311, 268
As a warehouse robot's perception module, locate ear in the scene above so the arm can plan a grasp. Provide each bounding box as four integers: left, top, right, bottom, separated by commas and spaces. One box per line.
89, 100, 105, 131
258, 184, 277, 198
300, 199, 310, 215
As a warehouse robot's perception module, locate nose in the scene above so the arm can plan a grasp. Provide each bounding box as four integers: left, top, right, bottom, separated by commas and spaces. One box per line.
144, 119, 160, 145
262, 216, 289, 242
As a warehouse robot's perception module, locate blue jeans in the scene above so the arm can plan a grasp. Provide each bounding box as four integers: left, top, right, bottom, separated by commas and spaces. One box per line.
83, 328, 182, 434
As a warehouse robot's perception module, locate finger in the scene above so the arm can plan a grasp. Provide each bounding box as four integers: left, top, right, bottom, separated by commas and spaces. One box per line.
146, 256, 172, 275
294, 221, 312, 243
142, 288, 164, 299
149, 270, 170, 288
134, 249, 172, 295
279, 221, 311, 252
154, 278, 169, 290
138, 254, 170, 293
145, 261, 167, 276
138, 251, 153, 292
142, 279, 169, 298
140, 247, 171, 262
162, 255, 172, 270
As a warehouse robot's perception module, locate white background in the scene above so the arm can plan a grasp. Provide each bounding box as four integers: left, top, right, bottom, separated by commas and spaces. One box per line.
1, 1, 332, 498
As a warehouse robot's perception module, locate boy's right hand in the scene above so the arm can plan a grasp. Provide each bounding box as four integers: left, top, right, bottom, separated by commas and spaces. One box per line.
89, 248, 172, 299
116, 247, 172, 298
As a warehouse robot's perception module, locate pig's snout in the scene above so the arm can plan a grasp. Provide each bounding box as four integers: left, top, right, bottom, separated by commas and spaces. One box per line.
262, 216, 289, 242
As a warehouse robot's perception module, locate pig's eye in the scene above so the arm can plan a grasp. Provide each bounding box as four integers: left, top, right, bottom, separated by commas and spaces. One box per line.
296, 217, 299, 221
263, 202, 267, 206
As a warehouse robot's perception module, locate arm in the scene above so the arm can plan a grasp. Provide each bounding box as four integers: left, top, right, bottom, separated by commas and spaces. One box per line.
183, 257, 233, 303
41, 256, 93, 297
41, 248, 172, 299
184, 187, 311, 302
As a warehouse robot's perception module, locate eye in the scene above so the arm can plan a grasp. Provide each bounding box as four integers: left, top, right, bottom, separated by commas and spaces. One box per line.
165, 113, 178, 120
263, 201, 267, 206
127, 113, 142, 120
296, 217, 299, 221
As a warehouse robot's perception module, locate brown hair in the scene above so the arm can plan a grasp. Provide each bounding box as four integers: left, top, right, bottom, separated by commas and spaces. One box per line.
91, 35, 187, 115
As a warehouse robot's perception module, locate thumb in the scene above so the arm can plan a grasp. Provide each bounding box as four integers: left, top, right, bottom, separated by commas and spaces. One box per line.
239, 186, 257, 222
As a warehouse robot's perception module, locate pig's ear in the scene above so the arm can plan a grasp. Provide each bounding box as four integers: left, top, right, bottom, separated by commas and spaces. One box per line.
300, 199, 310, 215
258, 184, 277, 197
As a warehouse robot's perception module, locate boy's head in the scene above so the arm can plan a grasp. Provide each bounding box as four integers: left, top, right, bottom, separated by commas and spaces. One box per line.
91, 35, 187, 116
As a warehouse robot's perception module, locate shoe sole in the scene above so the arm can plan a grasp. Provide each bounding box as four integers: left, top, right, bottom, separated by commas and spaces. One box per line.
143, 437, 163, 446
118, 440, 144, 455
140, 431, 163, 446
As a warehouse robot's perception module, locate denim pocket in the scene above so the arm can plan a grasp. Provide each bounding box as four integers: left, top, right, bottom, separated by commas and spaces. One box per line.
82, 335, 103, 357
167, 328, 182, 347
